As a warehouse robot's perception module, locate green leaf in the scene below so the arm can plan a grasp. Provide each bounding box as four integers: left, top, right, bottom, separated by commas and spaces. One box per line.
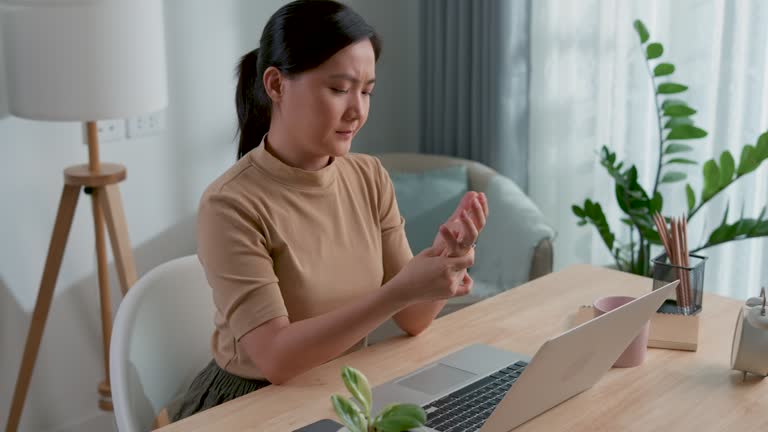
756, 132, 768, 160
646, 42, 663, 59
331, 395, 367, 432
701, 209, 768, 250
663, 104, 697, 117
661, 99, 687, 109
719, 151, 735, 187
664, 117, 694, 129
702, 159, 720, 201
736, 145, 758, 175
650, 192, 663, 213
341, 367, 372, 415
665, 158, 697, 165
654, 63, 675, 76
685, 184, 695, 212
572, 205, 585, 218
577, 199, 616, 251
660, 171, 687, 183
373, 404, 426, 432
667, 125, 708, 140
658, 83, 688, 94
664, 143, 693, 154
633, 20, 649, 43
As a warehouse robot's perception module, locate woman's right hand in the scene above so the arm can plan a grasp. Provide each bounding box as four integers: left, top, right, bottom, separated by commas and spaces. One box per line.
388, 228, 475, 305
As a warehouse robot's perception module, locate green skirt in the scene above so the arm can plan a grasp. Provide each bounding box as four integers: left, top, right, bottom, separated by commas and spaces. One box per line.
167, 360, 271, 422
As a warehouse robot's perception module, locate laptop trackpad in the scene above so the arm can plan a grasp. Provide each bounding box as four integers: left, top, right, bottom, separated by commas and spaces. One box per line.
397, 363, 476, 395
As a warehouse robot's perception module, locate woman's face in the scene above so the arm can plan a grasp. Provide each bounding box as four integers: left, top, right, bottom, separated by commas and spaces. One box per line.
274, 39, 376, 165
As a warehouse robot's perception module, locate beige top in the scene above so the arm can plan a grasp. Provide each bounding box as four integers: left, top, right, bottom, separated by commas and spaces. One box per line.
197, 141, 413, 379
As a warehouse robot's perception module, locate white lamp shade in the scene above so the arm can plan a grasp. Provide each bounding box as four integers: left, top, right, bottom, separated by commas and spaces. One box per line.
1, 0, 168, 121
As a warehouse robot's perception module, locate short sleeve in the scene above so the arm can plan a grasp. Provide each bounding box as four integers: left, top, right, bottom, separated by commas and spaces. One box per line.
374, 158, 414, 284
197, 191, 288, 340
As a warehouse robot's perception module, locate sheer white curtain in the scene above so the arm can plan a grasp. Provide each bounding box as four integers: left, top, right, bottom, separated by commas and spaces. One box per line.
528, 0, 768, 300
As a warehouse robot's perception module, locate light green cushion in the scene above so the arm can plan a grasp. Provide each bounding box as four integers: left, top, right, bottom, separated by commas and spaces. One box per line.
389, 165, 468, 255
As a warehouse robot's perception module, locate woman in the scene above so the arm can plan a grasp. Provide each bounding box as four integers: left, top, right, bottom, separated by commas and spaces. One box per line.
160, 0, 489, 424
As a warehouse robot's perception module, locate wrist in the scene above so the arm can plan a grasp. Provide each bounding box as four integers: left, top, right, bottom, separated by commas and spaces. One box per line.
380, 277, 414, 312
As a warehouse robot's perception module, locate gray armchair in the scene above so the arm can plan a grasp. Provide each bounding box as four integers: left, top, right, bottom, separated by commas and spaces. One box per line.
368, 153, 555, 344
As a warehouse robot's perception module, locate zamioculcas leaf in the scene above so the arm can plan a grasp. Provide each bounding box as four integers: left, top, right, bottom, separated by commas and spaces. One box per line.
646, 42, 663, 59
686, 184, 696, 212
719, 151, 735, 187
578, 199, 615, 250
651, 192, 663, 213
572, 205, 585, 218
757, 132, 768, 160
667, 124, 708, 140
736, 145, 758, 175
664, 117, 694, 129
702, 212, 768, 249
341, 367, 372, 415
658, 83, 688, 94
331, 395, 367, 432
665, 158, 697, 165
660, 171, 686, 183
661, 99, 686, 109
654, 63, 675, 76
633, 20, 649, 43
702, 159, 720, 201
664, 143, 693, 154
663, 104, 697, 117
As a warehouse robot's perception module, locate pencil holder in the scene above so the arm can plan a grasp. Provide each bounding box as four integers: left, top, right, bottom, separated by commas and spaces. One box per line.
652, 252, 707, 315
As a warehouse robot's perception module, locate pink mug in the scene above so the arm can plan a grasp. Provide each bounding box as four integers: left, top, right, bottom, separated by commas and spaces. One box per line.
593, 296, 650, 368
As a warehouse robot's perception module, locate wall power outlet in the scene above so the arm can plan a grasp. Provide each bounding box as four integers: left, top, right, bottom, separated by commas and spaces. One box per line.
127, 110, 167, 138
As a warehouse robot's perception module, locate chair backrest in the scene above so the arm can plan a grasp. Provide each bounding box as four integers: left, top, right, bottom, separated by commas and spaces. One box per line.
110, 255, 214, 432
376, 152, 498, 192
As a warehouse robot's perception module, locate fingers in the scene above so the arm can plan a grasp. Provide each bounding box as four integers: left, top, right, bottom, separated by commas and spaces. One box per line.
469, 198, 486, 233
446, 246, 475, 270
479, 192, 489, 217
438, 224, 461, 255
447, 192, 477, 222
458, 210, 479, 250
456, 272, 474, 296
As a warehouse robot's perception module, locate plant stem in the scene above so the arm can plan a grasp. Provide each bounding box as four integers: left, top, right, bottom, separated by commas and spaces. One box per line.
690, 234, 765, 254
643, 55, 666, 198
688, 176, 742, 220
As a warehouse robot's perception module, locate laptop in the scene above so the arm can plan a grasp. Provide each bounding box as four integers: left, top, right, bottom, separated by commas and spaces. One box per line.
371, 280, 679, 432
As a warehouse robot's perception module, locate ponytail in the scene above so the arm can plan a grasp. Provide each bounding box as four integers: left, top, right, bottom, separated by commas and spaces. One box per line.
236, 48, 271, 159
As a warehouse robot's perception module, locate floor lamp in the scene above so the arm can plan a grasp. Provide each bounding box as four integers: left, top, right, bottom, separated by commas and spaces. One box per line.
1, 1, 168, 430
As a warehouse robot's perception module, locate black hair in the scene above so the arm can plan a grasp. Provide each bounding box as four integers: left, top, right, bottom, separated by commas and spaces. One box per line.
235, 0, 381, 159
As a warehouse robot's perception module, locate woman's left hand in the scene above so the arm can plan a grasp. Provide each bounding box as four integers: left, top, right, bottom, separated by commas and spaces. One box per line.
433, 191, 489, 257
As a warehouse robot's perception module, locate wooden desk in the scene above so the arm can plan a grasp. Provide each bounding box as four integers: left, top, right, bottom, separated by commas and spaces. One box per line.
161, 265, 767, 431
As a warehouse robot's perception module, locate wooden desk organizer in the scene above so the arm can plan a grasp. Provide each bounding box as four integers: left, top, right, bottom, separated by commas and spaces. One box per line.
572, 305, 699, 351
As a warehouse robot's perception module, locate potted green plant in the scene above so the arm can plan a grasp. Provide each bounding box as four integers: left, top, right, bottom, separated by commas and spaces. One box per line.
331, 366, 426, 432
572, 19, 768, 276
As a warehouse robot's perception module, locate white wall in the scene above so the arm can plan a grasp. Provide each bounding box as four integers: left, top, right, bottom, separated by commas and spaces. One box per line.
0, 1, 421, 430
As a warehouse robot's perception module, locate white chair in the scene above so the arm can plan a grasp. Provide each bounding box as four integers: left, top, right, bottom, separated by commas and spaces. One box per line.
110, 255, 213, 432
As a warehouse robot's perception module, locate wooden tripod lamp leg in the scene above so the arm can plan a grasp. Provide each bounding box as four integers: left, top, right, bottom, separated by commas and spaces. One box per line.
5, 185, 81, 432
100, 183, 137, 295
89, 187, 115, 411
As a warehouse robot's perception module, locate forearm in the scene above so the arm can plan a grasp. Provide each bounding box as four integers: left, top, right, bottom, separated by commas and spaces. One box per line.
392, 300, 447, 336
254, 282, 411, 384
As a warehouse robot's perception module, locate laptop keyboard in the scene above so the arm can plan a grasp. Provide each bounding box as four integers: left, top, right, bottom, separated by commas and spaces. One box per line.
422, 360, 528, 432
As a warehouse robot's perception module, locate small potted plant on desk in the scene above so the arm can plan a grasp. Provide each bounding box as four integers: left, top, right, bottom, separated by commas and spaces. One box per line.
331, 366, 427, 432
